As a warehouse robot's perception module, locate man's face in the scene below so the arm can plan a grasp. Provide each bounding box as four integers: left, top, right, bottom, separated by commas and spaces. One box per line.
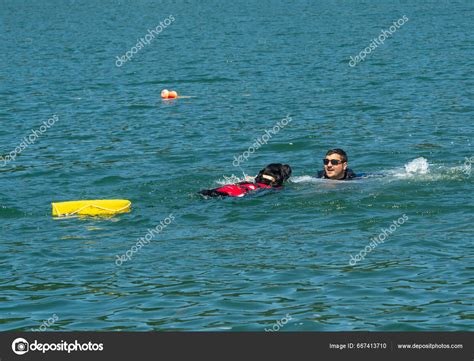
323, 153, 347, 180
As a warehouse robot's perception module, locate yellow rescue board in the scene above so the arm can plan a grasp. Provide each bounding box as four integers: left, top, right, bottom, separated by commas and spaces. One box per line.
52, 199, 131, 217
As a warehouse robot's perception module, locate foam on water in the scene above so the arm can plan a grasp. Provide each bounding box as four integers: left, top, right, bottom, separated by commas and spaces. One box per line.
290, 175, 324, 184
390, 157, 470, 181
215, 174, 254, 185
388, 157, 431, 178
404, 157, 430, 175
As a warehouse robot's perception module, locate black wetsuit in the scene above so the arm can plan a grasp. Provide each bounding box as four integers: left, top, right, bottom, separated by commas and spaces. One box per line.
316, 168, 357, 180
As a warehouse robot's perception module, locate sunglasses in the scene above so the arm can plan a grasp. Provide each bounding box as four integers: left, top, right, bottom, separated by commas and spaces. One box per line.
323, 159, 344, 166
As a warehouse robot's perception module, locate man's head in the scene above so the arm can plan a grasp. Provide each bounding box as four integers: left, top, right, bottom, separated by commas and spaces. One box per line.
323, 149, 348, 180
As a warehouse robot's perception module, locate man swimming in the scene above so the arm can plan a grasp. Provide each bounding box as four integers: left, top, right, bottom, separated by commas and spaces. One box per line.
317, 148, 356, 180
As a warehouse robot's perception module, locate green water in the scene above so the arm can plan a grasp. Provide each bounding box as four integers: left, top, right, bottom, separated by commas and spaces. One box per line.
0, 0, 472, 331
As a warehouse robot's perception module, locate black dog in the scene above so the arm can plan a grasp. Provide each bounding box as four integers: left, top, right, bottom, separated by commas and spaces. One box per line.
199, 163, 292, 197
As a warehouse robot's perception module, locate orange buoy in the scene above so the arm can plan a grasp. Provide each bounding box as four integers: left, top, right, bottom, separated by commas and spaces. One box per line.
168, 91, 178, 99
161, 89, 169, 99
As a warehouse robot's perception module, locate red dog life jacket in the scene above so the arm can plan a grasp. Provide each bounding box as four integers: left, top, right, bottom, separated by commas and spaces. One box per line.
213, 182, 272, 197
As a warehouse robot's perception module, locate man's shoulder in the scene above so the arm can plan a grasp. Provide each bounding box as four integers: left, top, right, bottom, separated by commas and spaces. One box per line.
345, 168, 357, 179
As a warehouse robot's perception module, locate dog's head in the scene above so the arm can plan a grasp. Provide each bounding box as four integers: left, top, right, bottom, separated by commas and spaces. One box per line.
254, 163, 292, 187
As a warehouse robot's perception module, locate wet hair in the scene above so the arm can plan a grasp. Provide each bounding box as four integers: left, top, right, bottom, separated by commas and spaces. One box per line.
254, 163, 292, 186
325, 148, 348, 162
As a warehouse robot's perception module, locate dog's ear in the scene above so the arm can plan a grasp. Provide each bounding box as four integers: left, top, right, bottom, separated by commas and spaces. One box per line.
280, 164, 292, 181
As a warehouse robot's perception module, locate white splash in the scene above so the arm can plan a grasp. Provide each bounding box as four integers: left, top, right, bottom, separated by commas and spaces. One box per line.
290, 175, 321, 183
404, 157, 430, 175
389, 157, 468, 181
215, 174, 247, 185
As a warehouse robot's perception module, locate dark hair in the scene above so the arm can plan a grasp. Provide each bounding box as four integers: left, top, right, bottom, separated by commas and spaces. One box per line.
325, 148, 348, 162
